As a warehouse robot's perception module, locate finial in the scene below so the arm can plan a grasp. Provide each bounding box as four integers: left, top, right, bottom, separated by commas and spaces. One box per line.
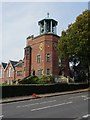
47, 12, 49, 18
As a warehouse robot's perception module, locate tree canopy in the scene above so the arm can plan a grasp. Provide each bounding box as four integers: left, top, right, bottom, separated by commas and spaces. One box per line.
58, 10, 90, 65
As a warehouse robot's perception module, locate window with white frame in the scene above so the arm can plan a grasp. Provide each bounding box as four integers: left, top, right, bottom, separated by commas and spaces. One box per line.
8, 67, 14, 77
46, 68, 50, 75
46, 53, 50, 62
38, 69, 43, 76
11, 67, 13, 72
37, 55, 41, 63
6, 70, 8, 78
0, 68, 2, 78
17, 71, 22, 76
8, 67, 11, 77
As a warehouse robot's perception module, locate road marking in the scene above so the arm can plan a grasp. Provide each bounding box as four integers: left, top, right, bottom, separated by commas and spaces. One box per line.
81, 95, 87, 98
31, 101, 72, 111
74, 114, 90, 120
84, 97, 90, 100
0, 115, 3, 118
17, 100, 56, 108
69, 96, 82, 99
82, 114, 90, 118
69, 95, 87, 99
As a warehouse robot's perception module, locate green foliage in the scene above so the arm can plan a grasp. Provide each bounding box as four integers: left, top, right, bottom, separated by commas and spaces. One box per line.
77, 71, 87, 82
58, 10, 90, 64
58, 10, 90, 81
19, 76, 39, 84
19, 75, 54, 84
2, 83, 89, 98
38, 75, 54, 84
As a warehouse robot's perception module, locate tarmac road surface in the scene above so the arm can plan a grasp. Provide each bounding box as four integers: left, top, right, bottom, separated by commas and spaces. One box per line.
1, 91, 90, 119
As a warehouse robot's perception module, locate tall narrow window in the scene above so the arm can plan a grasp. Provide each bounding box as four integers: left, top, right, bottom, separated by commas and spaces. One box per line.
37, 55, 41, 63
46, 68, 50, 75
6, 70, 8, 78
8, 67, 13, 77
9, 67, 11, 77
38, 69, 43, 76
0, 68, 2, 78
17, 71, 22, 76
25, 47, 30, 55
46, 53, 50, 62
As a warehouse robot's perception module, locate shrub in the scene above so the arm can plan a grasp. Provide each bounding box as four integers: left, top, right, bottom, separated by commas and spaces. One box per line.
19, 76, 39, 84
75, 71, 87, 82
19, 75, 54, 84
39, 75, 54, 84
2, 83, 89, 98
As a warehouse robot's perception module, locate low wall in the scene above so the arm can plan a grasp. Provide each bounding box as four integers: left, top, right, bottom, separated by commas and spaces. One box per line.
2, 83, 89, 98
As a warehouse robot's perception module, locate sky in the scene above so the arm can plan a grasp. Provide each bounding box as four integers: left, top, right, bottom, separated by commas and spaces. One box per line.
0, 1, 89, 63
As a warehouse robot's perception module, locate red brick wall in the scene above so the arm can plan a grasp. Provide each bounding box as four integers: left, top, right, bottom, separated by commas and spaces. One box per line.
24, 34, 60, 77
23, 46, 32, 78
26, 36, 45, 76
15, 67, 24, 80
15, 61, 24, 80
44, 35, 60, 76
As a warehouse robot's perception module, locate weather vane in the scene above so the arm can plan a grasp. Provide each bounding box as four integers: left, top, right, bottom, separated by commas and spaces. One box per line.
47, 12, 49, 17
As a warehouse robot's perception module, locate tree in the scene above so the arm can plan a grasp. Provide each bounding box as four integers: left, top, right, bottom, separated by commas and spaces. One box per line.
58, 10, 90, 81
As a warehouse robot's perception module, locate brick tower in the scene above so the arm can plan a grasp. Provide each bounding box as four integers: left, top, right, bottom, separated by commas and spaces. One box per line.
24, 13, 60, 78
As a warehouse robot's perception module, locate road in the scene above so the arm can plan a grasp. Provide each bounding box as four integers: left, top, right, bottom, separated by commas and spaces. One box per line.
1, 91, 90, 119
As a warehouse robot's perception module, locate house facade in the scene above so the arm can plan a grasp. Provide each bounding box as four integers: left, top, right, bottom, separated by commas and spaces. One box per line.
0, 63, 7, 84
0, 60, 24, 84
4, 60, 18, 84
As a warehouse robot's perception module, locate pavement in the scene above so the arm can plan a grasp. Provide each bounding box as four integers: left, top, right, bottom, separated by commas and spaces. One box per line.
0, 88, 89, 104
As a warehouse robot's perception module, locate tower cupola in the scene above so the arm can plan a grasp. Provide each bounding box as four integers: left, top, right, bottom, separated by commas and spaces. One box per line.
38, 13, 58, 35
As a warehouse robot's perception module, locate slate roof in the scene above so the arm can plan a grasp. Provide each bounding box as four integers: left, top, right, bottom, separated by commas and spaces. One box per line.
2, 62, 7, 69
14, 60, 23, 67
10, 60, 18, 69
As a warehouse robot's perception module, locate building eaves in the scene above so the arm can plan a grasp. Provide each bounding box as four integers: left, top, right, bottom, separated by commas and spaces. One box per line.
1, 62, 7, 69
14, 60, 23, 67
10, 60, 18, 69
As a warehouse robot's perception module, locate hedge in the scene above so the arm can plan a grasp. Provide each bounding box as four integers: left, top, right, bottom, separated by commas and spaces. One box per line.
19, 75, 54, 84
1, 83, 89, 98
